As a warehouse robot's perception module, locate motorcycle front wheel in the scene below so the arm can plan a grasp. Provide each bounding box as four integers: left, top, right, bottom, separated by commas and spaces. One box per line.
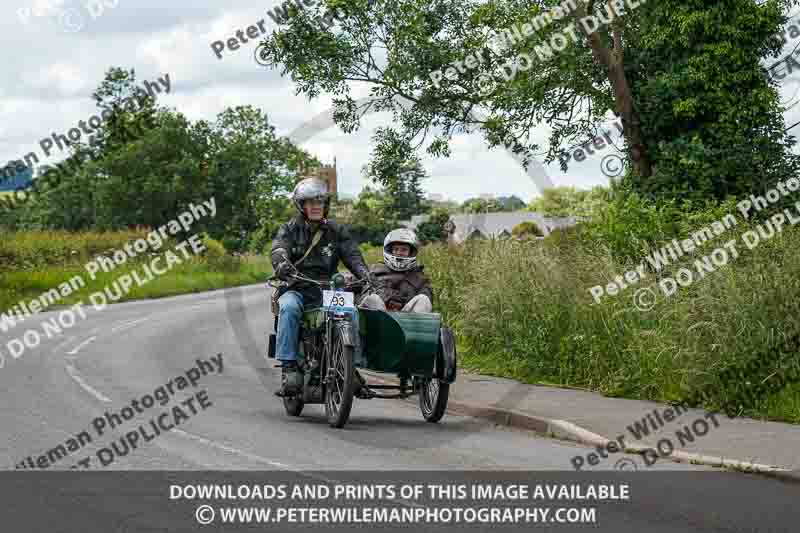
324, 326, 355, 428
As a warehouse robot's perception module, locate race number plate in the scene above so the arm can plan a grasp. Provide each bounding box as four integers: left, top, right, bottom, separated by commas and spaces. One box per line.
322, 290, 355, 310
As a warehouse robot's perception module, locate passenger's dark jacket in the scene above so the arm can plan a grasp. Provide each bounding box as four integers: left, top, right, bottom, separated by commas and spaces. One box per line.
368, 263, 433, 309
271, 215, 369, 305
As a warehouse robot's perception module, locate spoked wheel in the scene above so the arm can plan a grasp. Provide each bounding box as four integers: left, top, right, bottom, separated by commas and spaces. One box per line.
420, 329, 453, 423
419, 374, 450, 423
324, 327, 355, 428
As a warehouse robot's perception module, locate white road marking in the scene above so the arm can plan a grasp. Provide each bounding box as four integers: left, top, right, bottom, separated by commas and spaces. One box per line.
110, 317, 141, 330
172, 429, 425, 509
66, 336, 96, 355
54, 336, 77, 352
64, 361, 111, 402
111, 317, 149, 333
173, 429, 292, 469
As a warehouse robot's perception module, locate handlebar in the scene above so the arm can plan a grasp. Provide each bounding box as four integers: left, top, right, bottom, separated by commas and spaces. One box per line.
267, 272, 373, 292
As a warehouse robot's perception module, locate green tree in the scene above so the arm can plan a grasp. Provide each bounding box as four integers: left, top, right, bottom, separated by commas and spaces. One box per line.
363, 131, 428, 220
206, 105, 316, 250
10, 68, 317, 252
497, 195, 526, 211
416, 207, 452, 243
528, 186, 610, 217
346, 186, 398, 245
258, 0, 799, 203
462, 197, 504, 214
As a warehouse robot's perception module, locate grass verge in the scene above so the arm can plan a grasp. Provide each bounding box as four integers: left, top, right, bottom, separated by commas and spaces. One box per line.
421, 219, 800, 424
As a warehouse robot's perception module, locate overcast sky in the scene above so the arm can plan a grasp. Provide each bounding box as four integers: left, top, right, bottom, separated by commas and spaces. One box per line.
3, 1, 800, 203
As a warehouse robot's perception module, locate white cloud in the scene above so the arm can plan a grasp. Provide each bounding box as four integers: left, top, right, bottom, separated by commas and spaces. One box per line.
3, 0, 799, 201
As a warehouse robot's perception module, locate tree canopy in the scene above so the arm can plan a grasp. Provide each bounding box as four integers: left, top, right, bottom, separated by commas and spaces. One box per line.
259, 0, 800, 202
3, 67, 318, 252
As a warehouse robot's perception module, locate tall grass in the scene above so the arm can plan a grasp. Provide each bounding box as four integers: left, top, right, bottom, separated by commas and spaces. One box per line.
0, 229, 150, 269
421, 221, 800, 423
0, 230, 272, 313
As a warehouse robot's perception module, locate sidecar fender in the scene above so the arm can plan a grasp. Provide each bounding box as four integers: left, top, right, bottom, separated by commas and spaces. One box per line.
439, 327, 457, 384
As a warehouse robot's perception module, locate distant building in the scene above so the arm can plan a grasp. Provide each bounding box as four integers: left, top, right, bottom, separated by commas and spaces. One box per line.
427, 193, 445, 202
0, 161, 33, 192
479, 193, 495, 200
298, 158, 338, 196
446, 211, 577, 244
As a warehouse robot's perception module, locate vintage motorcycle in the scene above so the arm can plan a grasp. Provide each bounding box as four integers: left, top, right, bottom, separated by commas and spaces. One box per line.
267, 272, 457, 428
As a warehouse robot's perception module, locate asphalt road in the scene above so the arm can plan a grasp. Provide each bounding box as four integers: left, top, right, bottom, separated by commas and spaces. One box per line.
1, 285, 797, 532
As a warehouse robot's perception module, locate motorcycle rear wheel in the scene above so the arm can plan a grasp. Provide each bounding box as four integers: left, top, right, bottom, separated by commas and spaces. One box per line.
325, 328, 355, 428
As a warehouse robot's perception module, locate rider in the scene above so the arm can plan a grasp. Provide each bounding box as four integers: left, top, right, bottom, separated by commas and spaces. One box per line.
271, 177, 371, 396
360, 228, 433, 313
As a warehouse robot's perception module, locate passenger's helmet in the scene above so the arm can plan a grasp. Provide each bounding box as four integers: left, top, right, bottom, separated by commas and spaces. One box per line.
383, 228, 420, 271
292, 178, 330, 218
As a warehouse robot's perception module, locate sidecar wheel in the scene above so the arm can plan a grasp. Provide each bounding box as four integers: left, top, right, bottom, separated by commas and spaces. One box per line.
420, 377, 449, 423
324, 328, 355, 428
420, 358, 448, 423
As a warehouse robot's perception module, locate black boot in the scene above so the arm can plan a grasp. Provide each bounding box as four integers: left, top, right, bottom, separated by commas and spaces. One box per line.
354, 370, 374, 399
276, 361, 302, 397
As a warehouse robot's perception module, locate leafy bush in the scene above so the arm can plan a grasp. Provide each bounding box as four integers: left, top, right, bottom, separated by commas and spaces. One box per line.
417, 209, 451, 244
511, 221, 543, 238
528, 186, 610, 217
201, 233, 240, 272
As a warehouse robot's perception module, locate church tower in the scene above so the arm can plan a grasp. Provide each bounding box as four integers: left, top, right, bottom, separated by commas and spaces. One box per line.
298, 157, 337, 196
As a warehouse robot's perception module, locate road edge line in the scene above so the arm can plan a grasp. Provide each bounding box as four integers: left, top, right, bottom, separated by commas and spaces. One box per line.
359, 369, 799, 481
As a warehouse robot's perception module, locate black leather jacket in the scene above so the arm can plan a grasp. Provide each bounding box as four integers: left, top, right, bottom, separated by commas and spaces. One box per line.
271, 215, 369, 305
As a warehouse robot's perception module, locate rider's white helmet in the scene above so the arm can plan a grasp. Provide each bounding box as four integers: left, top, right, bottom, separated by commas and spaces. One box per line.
383, 228, 420, 271
292, 177, 330, 217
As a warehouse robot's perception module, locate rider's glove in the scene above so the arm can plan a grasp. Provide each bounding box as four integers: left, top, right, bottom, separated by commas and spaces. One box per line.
356, 268, 372, 284
276, 260, 297, 281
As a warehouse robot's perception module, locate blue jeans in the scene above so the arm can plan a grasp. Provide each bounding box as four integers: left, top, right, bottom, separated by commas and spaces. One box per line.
275, 290, 365, 366
276, 291, 304, 362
